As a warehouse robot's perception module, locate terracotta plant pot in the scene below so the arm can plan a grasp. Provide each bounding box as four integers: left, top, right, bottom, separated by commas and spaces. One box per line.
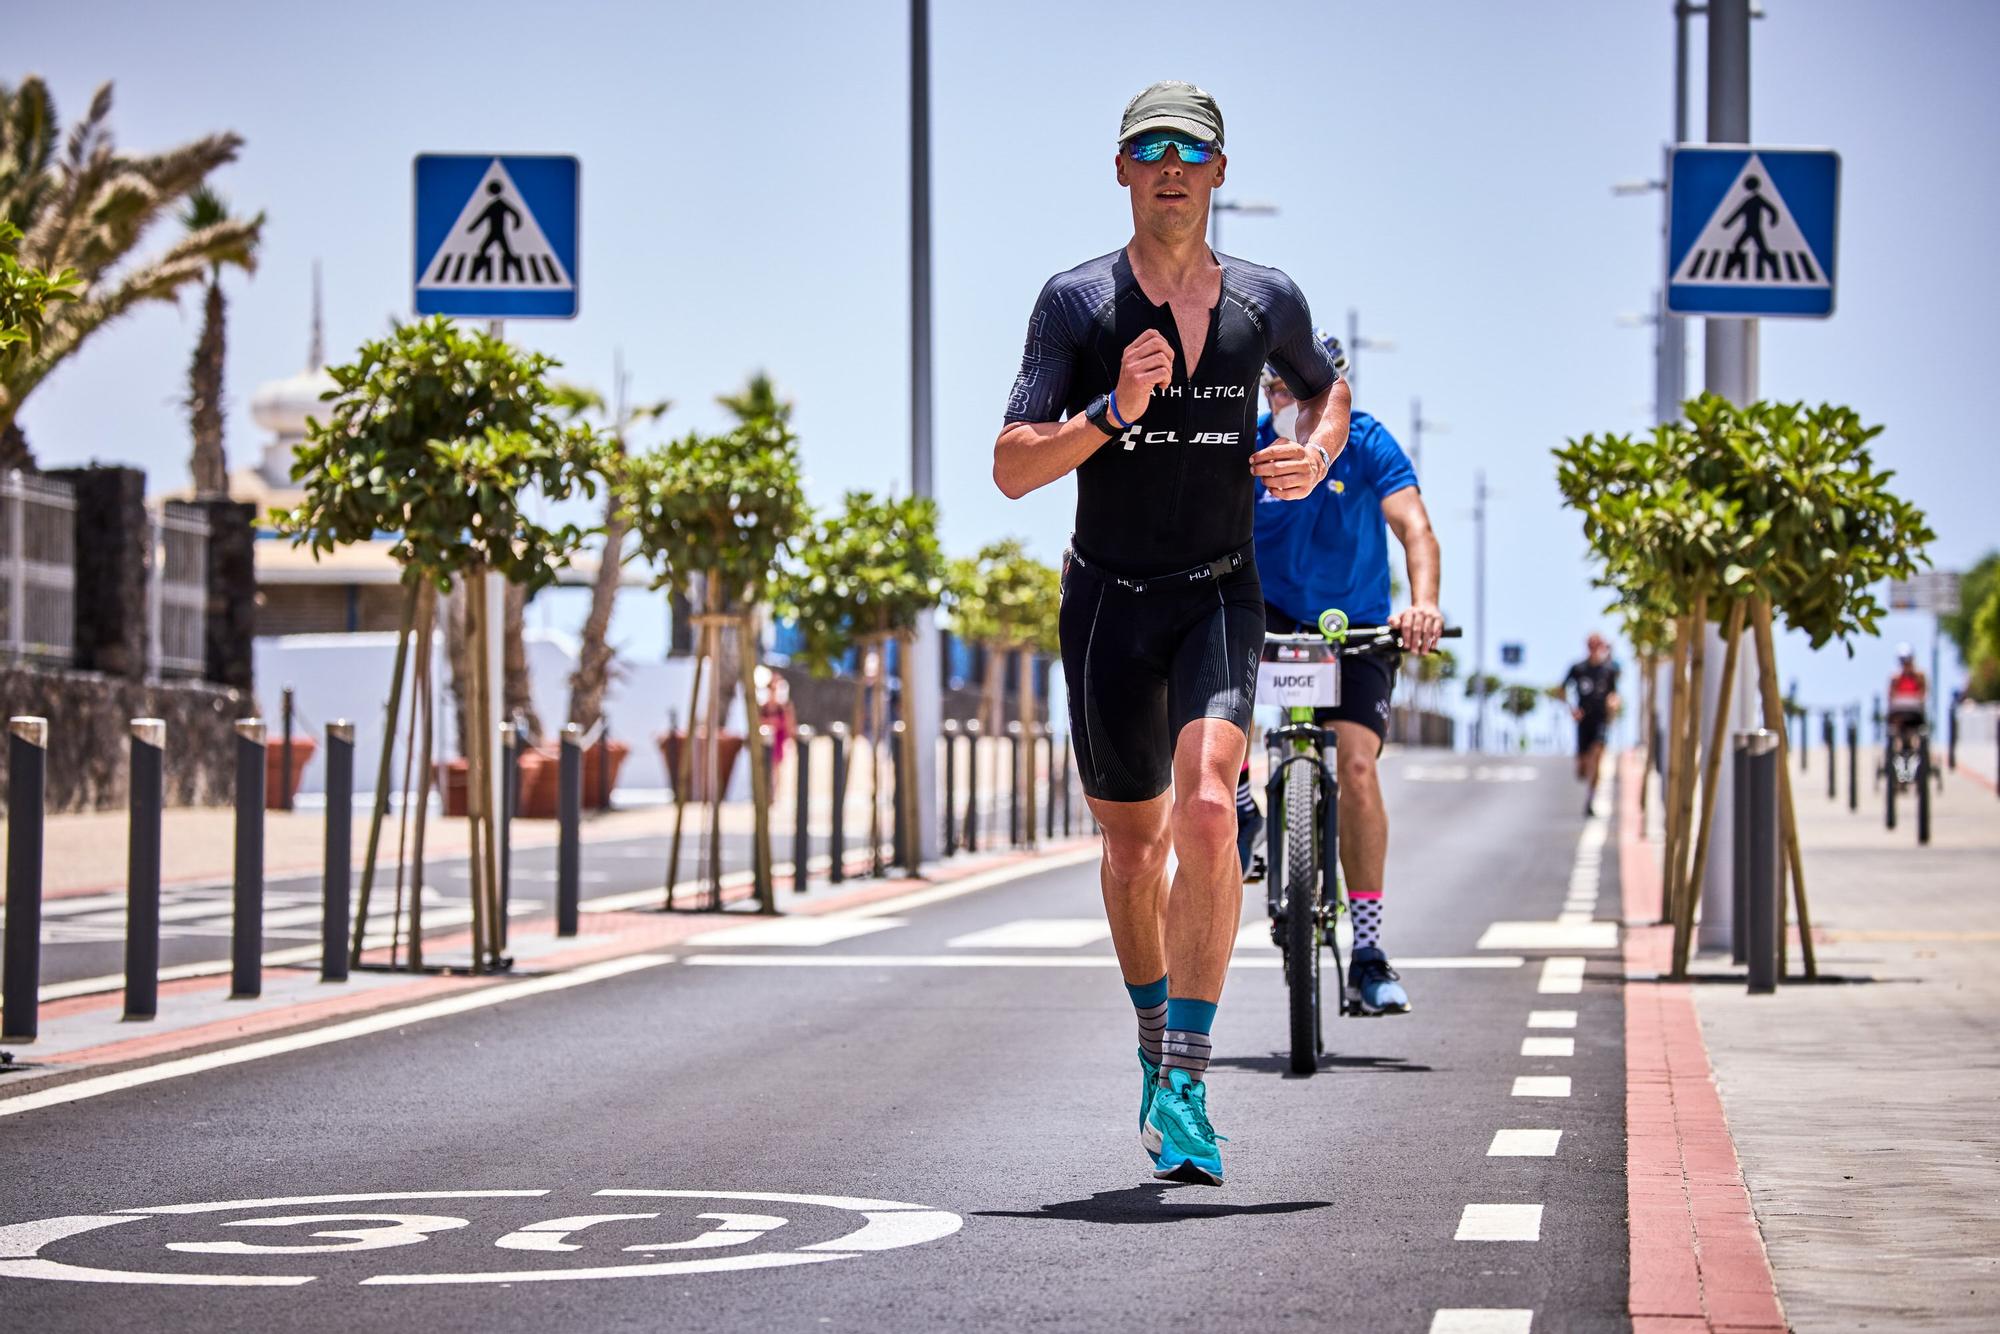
438, 757, 470, 818
582, 738, 630, 810
658, 730, 744, 803
264, 735, 317, 810
515, 748, 560, 820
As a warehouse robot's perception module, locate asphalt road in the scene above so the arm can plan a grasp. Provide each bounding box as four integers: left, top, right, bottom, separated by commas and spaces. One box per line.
0, 753, 1628, 1332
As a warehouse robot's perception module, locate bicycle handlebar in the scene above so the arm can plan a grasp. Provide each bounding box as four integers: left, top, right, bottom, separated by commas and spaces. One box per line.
1264, 624, 1462, 656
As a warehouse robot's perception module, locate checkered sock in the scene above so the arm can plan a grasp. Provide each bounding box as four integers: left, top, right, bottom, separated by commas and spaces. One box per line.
1351, 891, 1384, 953
1162, 997, 1218, 1082
1125, 974, 1168, 1065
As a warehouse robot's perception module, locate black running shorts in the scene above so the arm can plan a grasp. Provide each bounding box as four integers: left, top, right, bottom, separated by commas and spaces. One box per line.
1263, 607, 1400, 749
1576, 711, 1608, 754
1060, 548, 1264, 804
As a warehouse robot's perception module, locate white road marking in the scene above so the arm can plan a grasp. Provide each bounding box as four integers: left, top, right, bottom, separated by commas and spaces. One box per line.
494, 1213, 660, 1253
1486, 1129, 1562, 1157
1477, 922, 1617, 951
680, 954, 1526, 971
1430, 1309, 1534, 1333
836, 845, 1103, 920
681, 918, 908, 947
0, 956, 673, 1119
1527, 1010, 1577, 1029
1454, 1204, 1543, 1241
1555, 912, 1594, 926
946, 918, 1112, 949
125, 1191, 550, 1216
1403, 765, 1537, 783
1537, 957, 1586, 993
1520, 1037, 1575, 1058
1511, 1076, 1572, 1098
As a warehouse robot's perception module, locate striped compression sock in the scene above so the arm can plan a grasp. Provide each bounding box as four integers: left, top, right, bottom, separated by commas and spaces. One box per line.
1351, 891, 1384, 952
1126, 975, 1168, 1066
1161, 997, 1218, 1081
1234, 764, 1258, 817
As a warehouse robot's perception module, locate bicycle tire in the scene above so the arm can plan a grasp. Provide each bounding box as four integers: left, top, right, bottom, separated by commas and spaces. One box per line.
1284, 756, 1319, 1075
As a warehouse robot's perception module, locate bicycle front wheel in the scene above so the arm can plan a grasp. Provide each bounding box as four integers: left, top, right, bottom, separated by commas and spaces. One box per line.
1283, 755, 1320, 1075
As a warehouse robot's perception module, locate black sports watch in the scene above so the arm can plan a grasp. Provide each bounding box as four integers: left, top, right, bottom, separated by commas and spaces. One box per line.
1084, 393, 1121, 439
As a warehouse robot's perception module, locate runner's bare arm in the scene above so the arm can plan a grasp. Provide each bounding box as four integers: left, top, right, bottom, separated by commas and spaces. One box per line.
1248, 376, 1351, 500
995, 329, 1173, 499
1293, 375, 1353, 466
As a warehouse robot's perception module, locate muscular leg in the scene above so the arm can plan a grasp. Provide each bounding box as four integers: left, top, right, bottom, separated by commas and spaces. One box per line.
1088, 790, 1172, 989
1331, 720, 1387, 904
1163, 718, 1249, 1004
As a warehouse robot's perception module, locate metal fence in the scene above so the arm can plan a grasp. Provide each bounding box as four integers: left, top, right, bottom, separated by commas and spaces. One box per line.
0, 470, 77, 665
150, 503, 209, 678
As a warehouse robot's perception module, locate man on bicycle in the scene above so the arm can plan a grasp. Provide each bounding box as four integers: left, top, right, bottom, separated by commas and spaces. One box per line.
1886, 643, 1928, 744
1232, 344, 1443, 1017
994, 80, 1348, 1186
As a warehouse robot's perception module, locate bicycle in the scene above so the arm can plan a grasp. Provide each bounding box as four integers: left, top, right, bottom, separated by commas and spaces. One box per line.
1257, 609, 1460, 1075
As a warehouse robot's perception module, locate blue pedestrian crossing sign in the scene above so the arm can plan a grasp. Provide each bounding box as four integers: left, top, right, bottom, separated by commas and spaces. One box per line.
414, 154, 579, 318
1666, 146, 1839, 318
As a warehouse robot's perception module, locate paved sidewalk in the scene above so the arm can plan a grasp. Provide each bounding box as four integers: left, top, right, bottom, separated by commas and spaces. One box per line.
1690, 739, 2000, 1331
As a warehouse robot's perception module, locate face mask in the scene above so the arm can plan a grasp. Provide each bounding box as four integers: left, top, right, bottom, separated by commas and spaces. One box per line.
1272, 404, 1299, 441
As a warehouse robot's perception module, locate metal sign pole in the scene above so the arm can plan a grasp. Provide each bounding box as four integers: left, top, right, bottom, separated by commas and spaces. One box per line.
908, 0, 942, 865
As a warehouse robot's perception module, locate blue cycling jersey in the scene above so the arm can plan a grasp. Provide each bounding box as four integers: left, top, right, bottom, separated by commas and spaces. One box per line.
1252, 408, 1417, 626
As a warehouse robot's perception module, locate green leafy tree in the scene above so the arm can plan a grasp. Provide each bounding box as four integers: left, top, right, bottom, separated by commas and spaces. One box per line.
1940, 551, 1999, 699
180, 185, 258, 495
0, 221, 78, 466
779, 491, 948, 673
0, 77, 262, 467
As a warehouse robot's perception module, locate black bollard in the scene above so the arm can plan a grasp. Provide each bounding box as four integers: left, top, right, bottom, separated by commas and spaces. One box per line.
828, 725, 849, 884
1730, 736, 1749, 967
1885, 740, 1897, 831
964, 721, 981, 853
498, 722, 515, 951
1823, 714, 1836, 800
125, 719, 165, 1020
942, 720, 959, 857
231, 718, 267, 999
1008, 723, 1023, 847
1947, 707, 1958, 771
1916, 736, 1932, 847
1745, 730, 1780, 994
596, 715, 613, 812
557, 724, 581, 937
793, 725, 814, 891
1062, 736, 1074, 836
892, 720, 909, 871
3, 717, 48, 1042
1846, 719, 1858, 813
322, 720, 354, 983
1045, 729, 1058, 839
280, 685, 296, 812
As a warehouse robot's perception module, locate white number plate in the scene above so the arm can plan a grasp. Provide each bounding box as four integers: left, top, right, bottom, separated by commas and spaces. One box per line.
1257, 659, 1340, 709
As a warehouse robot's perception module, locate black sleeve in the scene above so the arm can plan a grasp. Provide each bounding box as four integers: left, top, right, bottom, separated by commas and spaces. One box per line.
1608, 663, 1622, 694
1561, 664, 1581, 703
1263, 273, 1338, 402
1002, 277, 1080, 424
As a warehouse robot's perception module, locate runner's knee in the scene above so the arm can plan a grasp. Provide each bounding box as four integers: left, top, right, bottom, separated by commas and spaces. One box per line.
1170, 787, 1237, 853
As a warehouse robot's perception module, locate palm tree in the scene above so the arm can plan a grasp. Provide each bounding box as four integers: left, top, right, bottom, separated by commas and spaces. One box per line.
181, 185, 257, 496
0, 76, 262, 466
551, 366, 670, 731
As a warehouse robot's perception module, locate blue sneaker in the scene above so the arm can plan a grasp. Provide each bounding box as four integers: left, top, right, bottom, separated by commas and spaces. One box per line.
1137, 1048, 1162, 1164
1143, 1068, 1227, 1186
1236, 805, 1264, 879
1347, 946, 1411, 1015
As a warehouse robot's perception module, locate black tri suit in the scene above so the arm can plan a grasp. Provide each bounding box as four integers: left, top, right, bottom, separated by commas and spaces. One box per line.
1003, 248, 1340, 803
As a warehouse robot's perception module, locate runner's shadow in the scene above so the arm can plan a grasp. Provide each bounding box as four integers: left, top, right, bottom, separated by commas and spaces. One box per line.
1208, 1051, 1433, 1077
975, 1182, 1330, 1225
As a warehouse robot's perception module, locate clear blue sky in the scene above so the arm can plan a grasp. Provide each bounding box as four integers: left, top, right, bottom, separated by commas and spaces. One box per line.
15, 0, 1998, 722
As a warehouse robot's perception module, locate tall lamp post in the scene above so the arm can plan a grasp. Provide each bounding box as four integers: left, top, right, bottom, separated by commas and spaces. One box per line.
1345, 309, 1395, 399
1208, 198, 1277, 252
908, 0, 940, 864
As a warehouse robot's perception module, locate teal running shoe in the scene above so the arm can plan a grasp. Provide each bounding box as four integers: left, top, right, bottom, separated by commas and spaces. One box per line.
1137, 1048, 1162, 1164
1143, 1067, 1227, 1186
1348, 946, 1411, 1015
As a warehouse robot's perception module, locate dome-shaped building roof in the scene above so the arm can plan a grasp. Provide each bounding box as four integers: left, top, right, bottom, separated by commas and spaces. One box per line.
252, 264, 338, 487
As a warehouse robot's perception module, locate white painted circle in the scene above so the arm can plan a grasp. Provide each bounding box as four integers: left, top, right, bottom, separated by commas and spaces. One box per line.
0, 1189, 962, 1286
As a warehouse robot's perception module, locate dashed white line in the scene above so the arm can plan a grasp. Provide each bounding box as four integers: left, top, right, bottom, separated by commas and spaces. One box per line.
946, 918, 1111, 949
1486, 1129, 1562, 1157
1454, 1203, 1543, 1241
1430, 1311, 1533, 1334
682, 918, 908, 947
1520, 1037, 1575, 1058
1536, 957, 1586, 993
1511, 1076, 1572, 1098
1527, 1010, 1577, 1029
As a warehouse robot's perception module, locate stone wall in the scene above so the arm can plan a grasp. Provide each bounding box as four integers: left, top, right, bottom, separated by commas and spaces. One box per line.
0, 663, 248, 812
45, 464, 149, 679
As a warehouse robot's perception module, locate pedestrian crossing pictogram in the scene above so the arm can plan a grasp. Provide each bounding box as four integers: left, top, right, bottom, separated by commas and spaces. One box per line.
413, 153, 579, 319
1670, 153, 1826, 288
1666, 145, 1839, 319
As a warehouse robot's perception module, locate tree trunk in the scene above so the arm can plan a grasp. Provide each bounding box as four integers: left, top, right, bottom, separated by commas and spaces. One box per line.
1015, 646, 1036, 848
188, 274, 228, 496
568, 500, 630, 730
740, 610, 776, 910
0, 416, 34, 473
897, 628, 922, 874
1675, 597, 1746, 977
1750, 596, 1816, 979
503, 579, 542, 741
444, 579, 470, 755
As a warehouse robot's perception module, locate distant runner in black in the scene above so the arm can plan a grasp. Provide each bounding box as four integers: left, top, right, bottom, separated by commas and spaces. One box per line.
1723, 175, 1780, 280
1562, 633, 1622, 817
469, 181, 524, 283
993, 80, 1348, 1188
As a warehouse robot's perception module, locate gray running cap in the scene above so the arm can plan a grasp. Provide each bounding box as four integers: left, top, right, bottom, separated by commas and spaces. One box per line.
1119, 80, 1224, 148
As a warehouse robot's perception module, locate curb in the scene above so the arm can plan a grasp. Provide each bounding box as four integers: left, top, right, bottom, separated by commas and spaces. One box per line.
1618, 752, 1788, 1333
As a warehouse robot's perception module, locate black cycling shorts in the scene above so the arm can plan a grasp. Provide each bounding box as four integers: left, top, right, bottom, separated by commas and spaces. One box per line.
1060, 547, 1264, 804
1263, 607, 1400, 749
1576, 711, 1608, 753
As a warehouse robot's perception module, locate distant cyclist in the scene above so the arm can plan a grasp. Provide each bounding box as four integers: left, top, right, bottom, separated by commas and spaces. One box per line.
994, 80, 1348, 1186
1233, 339, 1443, 1017
1886, 643, 1928, 741
1562, 634, 1621, 817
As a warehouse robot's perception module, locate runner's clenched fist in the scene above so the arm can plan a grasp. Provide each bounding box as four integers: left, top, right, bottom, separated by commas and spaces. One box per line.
1114, 329, 1174, 424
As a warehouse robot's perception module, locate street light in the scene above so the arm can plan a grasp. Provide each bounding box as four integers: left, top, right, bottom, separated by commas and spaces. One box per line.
1345, 308, 1395, 399
1408, 396, 1447, 482
1209, 198, 1278, 252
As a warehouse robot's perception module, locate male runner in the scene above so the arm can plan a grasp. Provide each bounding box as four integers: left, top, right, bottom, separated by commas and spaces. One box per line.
994, 80, 1348, 1186
1233, 351, 1443, 1016
1562, 634, 1621, 816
